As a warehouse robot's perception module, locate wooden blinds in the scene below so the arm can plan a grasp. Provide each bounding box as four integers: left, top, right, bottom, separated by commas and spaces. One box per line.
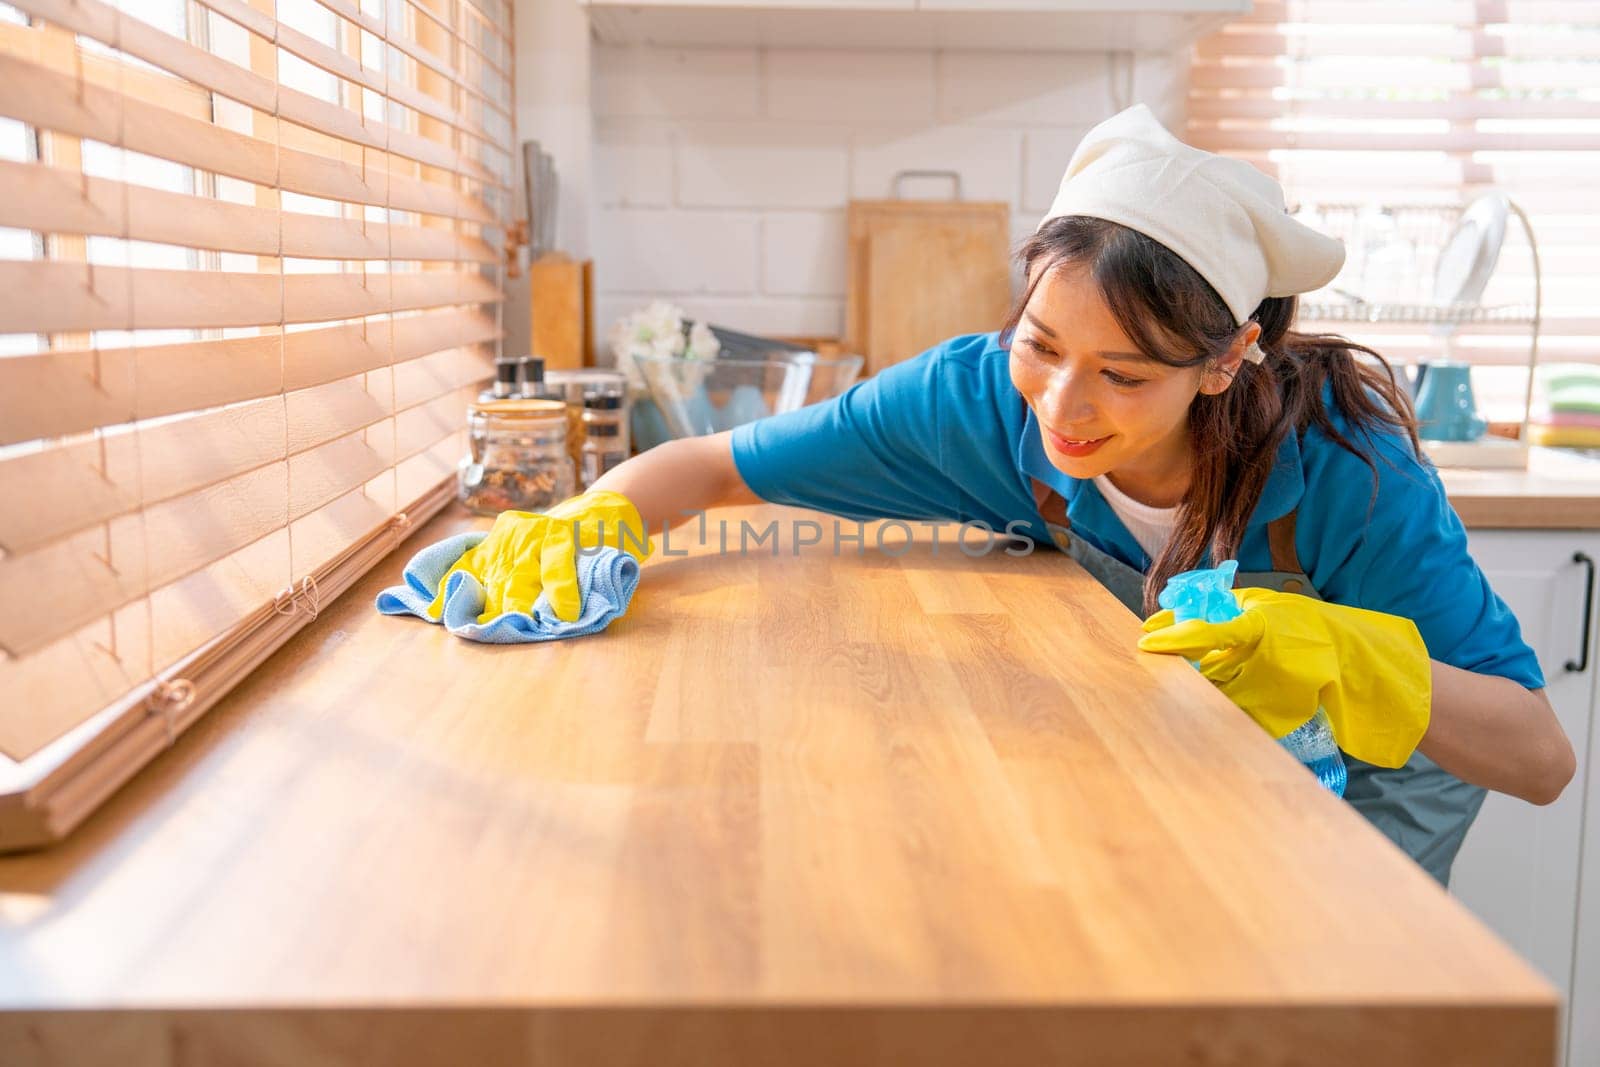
1189, 0, 1600, 367
0, 0, 513, 843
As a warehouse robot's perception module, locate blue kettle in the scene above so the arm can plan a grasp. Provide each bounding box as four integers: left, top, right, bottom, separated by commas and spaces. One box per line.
1413, 361, 1488, 442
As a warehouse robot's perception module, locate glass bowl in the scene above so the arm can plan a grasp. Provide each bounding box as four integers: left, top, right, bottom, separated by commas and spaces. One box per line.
630, 350, 865, 442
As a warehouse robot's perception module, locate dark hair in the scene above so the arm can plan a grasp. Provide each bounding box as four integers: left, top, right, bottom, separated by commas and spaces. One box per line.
1003, 216, 1421, 616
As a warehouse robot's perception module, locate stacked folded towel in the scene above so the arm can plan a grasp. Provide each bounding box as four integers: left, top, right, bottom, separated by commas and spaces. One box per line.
1528, 365, 1600, 450
376, 531, 640, 643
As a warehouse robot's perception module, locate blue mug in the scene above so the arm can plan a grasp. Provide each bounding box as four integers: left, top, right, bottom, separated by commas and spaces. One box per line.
1414, 361, 1488, 442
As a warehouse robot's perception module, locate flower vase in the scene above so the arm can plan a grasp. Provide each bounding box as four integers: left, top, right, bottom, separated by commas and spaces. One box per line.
715, 383, 772, 431
628, 385, 673, 453
683, 379, 716, 435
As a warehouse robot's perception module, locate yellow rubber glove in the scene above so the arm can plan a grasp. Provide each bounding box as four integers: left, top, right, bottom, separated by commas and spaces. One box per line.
1137, 588, 1432, 769
536, 490, 653, 622
427, 490, 651, 624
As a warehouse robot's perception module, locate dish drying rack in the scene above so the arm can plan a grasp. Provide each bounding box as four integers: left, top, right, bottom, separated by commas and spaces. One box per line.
1292, 198, 1543, 469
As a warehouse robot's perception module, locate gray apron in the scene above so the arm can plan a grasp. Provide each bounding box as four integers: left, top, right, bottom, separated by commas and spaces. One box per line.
1031, 479, 1484, 886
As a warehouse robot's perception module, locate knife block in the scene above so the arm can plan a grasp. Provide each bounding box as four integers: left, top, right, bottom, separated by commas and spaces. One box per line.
529, 251, 594, 369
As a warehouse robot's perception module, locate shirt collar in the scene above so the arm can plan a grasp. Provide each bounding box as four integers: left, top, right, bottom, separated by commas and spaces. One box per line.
1016, 406, 1305, 533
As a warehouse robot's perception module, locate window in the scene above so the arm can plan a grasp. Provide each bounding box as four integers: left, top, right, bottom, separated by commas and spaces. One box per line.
0, 0, 515, 847
1189, 0, 1600, 417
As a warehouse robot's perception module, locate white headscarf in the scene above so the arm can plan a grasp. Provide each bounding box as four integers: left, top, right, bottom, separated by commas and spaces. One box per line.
1038, 104, 1345, 331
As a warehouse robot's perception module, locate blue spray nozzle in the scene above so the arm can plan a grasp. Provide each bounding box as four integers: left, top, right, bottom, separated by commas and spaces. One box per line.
1157, 559, 1242, 624
1154, 559, 1347, 798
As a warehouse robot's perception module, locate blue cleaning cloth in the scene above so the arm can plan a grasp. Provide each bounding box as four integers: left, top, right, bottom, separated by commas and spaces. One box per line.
375, 531, 641, 643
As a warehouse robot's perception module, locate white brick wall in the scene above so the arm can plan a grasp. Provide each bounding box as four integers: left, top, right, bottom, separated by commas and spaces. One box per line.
762, 211, 847, 297
676, 121, 851, 208
593, 118, 674, 208
588, 40, 1189, 364
594, 209, 760, 295
591, 45, 762, 120
765, 50, 935, 123
1009, 208, 1041, 296
1022, 125, 1095, 214
935, 51, 1113, 127
850, 124, 1022, 203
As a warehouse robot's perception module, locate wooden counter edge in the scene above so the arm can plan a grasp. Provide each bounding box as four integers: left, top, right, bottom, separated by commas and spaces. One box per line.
1439, 448, 1600, 530
1450, 495, 1600, 530
0, 1001, 1557, 1067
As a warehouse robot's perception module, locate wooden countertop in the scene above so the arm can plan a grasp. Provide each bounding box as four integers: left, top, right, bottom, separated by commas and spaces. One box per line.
1442, 447, 1600, 529
0, 505, 1557, 1065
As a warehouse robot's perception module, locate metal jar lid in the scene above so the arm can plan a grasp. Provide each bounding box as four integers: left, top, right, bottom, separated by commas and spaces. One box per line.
546, 369, 627, 395
468, 398, 567, 419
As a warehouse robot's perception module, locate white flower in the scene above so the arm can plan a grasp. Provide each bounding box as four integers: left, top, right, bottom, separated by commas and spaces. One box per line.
607, 316, 647, 387
610, 301, 726, 387
648, 327, 683, 360
686, 320, 721, 361
643, 299, 680, 328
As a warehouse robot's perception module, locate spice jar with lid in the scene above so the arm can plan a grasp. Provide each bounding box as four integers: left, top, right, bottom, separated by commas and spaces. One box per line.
479, 356, 521, 402
579, 393, 628, 489
545, 369, 629, 472
457, 398, 575, 515
519, 355, 556, 401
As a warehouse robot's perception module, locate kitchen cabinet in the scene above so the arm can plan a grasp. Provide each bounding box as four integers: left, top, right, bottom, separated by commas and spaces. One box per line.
1450, 528, 1600, 1067
579, 0, 1250, 52
1574, 701, 1600, 1067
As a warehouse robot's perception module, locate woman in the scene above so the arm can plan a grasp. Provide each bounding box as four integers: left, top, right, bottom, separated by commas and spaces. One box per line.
456, 106, 1575, 885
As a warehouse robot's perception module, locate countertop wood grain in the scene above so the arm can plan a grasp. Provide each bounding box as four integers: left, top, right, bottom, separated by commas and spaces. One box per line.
1442, 447, 1600, 529
0, 505, 1557, 1066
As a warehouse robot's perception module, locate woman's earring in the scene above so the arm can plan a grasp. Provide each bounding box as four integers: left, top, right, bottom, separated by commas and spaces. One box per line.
1243, 341, 1266, 365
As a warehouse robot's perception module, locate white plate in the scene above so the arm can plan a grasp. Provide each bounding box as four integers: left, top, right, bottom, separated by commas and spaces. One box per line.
1432, 192, 1510, 307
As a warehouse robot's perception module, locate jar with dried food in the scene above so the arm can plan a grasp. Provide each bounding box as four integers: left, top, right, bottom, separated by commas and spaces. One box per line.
545, 369, 629, 472
457, 399, 575, 515
579, 393, 629, 489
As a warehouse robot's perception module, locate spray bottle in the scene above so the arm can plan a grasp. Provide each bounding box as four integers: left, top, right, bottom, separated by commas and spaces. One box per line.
1159, 560, 1347, 796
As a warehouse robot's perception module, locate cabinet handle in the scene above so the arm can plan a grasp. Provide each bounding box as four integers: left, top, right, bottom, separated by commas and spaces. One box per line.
1567, 551, 1595, 674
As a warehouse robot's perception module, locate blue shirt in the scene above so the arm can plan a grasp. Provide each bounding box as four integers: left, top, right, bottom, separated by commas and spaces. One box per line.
731, 331, 1546, 690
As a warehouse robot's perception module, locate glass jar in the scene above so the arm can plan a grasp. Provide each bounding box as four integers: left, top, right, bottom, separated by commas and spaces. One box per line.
545, 369, 629, 472
457, 398, 575, 515
579, 393, 628, 489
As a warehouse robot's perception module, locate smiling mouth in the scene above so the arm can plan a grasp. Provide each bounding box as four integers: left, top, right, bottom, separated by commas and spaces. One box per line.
1047, 429, 1109, 446
1043, 428, 1112, 458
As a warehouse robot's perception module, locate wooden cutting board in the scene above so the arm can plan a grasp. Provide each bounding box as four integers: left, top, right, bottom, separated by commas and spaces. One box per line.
529, 250, 594, 369
846, 197, 1013, 377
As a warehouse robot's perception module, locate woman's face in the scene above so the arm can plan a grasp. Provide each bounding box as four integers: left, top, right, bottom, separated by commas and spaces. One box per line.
1008, 263, 1214, 500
